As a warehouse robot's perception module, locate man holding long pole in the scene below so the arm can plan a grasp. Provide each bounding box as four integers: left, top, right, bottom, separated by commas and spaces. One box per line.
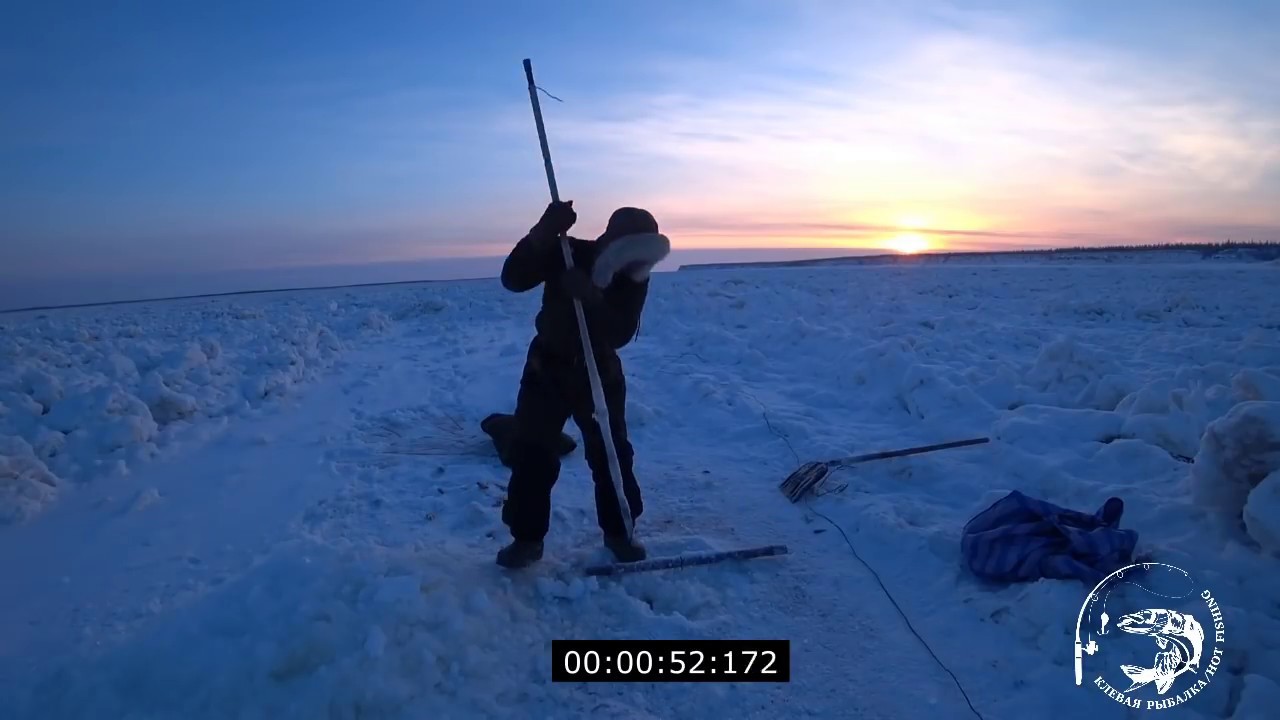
495, 59, 670, 569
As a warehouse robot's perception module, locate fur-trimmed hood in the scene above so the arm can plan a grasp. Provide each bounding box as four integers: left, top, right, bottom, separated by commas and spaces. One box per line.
591, 232, 671, 288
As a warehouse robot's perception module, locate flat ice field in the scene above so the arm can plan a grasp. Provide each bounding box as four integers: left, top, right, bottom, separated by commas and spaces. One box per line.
1, 261, 1279, 719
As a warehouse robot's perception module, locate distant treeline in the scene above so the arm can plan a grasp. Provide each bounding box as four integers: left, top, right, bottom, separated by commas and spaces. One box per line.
999, 240, 1280, 257
679, 239, 1280, 271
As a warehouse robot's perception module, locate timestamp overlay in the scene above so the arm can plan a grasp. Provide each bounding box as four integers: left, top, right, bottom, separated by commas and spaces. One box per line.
551, 639, 790, 683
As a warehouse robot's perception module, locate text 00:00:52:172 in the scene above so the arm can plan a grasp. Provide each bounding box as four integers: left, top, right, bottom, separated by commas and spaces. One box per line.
550, 639, 790, 682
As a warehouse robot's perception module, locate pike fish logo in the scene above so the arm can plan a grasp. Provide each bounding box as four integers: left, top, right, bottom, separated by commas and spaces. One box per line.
1115, 609, 1205, 695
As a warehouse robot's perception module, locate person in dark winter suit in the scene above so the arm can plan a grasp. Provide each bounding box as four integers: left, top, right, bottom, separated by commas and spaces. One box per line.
495, 200, 670, 569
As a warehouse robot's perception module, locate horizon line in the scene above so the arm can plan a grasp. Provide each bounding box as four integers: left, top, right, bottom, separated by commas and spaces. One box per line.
5, 240, 1277, 315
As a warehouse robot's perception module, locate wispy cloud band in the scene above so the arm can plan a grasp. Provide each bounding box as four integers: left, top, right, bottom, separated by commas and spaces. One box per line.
546, 3, 1280, 249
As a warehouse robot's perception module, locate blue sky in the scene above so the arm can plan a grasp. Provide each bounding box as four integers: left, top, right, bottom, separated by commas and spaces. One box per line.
2, 0, 1278, 297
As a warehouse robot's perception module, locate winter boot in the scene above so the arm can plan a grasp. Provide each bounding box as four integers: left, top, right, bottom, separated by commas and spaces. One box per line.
496, 539, 544, 569
604, 534, 647, 563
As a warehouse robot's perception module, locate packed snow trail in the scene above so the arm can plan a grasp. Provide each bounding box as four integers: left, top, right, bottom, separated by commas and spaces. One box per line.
2, 263, 1279, 719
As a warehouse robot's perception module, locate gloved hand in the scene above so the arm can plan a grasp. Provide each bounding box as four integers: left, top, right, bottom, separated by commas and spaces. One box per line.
533, 200, 576, 238
561, 267, 604, 305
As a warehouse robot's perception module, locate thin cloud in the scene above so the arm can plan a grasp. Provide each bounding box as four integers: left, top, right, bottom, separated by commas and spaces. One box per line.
669, 219, 1138, 244
549, 6, 1280, 249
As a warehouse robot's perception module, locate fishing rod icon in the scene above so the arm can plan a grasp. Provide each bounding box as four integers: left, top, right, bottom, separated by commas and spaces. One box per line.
1074, 563, 1196, 686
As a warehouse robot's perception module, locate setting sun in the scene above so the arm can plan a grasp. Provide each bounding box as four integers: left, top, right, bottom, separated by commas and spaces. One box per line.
888, 232, 929, 254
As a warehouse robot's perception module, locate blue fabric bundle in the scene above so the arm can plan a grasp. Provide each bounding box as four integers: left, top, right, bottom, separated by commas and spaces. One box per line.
961, 491, 1138, 584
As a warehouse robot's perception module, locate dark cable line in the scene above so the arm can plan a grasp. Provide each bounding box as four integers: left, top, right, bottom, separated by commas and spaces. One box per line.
733, 366, 986, 720
808, 505, 985, 720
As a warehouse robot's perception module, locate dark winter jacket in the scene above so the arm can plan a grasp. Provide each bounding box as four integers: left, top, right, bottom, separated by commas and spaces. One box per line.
500, 225, 648, 367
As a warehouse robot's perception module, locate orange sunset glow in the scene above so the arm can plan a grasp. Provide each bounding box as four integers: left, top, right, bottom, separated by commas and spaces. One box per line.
888, 233, 930, 254
2, 1, 1277, 307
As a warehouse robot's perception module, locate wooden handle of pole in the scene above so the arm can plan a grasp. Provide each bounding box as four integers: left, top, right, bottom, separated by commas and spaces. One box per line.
521, 58, 634, 539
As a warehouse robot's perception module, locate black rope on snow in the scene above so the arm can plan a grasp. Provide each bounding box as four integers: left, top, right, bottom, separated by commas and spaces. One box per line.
736, 387, 801, 466
650, 348, 982, 717
736, 380, 986, 720
808, 506, 986, 720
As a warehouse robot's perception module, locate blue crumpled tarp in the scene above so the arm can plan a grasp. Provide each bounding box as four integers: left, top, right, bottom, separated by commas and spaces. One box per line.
961, 490, 1138, 584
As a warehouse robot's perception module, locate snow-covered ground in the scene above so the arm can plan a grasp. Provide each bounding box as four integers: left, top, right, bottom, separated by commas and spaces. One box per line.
1, 262, 1278, 719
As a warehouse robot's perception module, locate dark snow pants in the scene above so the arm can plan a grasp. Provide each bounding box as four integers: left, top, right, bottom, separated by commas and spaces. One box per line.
501, 340, 643, 542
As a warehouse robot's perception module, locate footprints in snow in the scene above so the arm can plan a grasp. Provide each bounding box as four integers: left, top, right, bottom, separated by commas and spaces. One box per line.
295, 408, 763, 632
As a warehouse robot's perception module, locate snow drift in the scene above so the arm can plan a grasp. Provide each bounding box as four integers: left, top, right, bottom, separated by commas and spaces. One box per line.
1, 262, 1278, 720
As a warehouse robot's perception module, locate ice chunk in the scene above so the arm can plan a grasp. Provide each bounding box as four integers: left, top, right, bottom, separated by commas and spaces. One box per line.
1233, 368, 1280, 403
1191, 401, 1280, 518
0, 435, 60, 523
22, 369, 63, 410
1244, 470, 1280, 555
140, 372, 199, 425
